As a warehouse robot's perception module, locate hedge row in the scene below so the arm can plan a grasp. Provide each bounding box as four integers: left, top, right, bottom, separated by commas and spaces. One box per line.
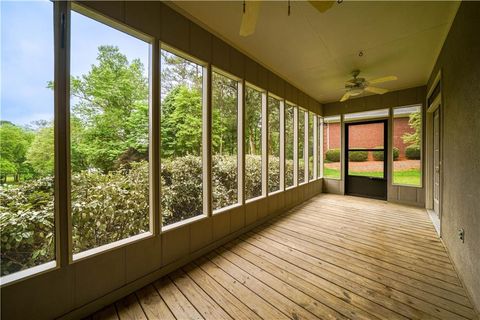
1, 155, 297, 276
373, 147, 399, 161
327, 147, 402, 162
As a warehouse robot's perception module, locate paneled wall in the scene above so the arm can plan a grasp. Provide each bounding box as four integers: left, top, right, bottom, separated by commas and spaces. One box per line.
322, 86, 426, 207
0, 2, 323, 319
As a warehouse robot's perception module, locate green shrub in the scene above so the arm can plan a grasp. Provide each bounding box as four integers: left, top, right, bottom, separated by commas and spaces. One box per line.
348, 151, 368, 162
325, 148, 340, 162
405, 145, 421, 160
1, 155, 274, 275
373, 147, 399, 161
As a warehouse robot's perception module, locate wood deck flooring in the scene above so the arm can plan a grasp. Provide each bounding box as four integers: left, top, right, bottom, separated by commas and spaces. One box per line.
90, 194, 477, 320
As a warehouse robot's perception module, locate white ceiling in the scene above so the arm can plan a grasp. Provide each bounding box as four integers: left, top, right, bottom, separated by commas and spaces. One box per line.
170, 1, 459, 103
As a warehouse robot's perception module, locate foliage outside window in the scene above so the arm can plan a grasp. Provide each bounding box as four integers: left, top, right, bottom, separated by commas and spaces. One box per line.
245, 86, 263, 200
212, 71, 239, 211
268, 97, 281, 193
298, 109, 306, 184
393, 105, 422, 186
0, 1, 55, 277
70, 12, 151, 254
317, 116, 323, 178
323, 115, 341, 179
161, 48, 204, 225
285, 104, 295, 188
308, 112, 315, 180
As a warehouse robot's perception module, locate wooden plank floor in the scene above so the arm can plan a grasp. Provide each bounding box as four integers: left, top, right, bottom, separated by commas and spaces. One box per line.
90, 194, 477, 320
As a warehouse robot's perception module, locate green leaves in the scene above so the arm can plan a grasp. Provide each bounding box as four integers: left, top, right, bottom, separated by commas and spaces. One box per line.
401, 110, 421, 148
71, 45, 149, 173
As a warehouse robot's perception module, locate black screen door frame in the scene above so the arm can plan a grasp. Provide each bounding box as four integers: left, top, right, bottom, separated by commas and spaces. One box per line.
345, 119, 388, 200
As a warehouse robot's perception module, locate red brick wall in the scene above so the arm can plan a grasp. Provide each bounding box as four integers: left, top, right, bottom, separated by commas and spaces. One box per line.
323, 117, 414, 159
393, 117, 414, 159
323, 123, 341, 150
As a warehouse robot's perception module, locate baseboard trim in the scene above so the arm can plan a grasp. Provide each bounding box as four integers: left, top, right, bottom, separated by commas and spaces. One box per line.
426, 209, 441, 236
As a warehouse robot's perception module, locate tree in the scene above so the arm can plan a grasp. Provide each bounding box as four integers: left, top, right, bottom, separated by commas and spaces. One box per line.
161, 86, 203, 158
212, 73, 238, 155
245, 88, 262, 155
161, 50, 202, 97
402, 110, 421, 147
70, 45, 149, 172
26, 125, 54, 177
0, 122, 34, 181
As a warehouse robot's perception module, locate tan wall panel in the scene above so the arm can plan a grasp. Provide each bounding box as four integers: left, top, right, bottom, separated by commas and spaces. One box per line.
323, 179, 343, 195
74, 248, 126, 306
124, 1, 161, 36
161, 5, 189, 52
1, 268, 74, 320
161, 226, 189, 265
125, 236, 163, 283
190, 218, 213, 252
381, 90, 399, 108
212, 36, 230, 71
213, 211, 231, 240
190, 22, 212, 62
230, 206, 246, 232
397, 87, 419, 106
77, 1, 125, 23
229, 47, 245, 79
245, 58, 258, 86
245, 201, 258, 225
258, 65, 268, 89
398, 186, 418, 203
257, 197, 269, 219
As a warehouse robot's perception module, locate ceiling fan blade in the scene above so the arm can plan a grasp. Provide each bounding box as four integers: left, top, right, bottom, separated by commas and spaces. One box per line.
240, 1, 262, 37
308, 0, 335, 13
365, 86, 389, 95
340, 92, 351, 102
369, 75, 398, 84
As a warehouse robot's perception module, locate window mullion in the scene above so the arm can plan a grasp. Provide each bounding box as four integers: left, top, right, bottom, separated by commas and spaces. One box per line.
293, 106, 298, 186
151, 40, 160, 234
279, 100, 285, 190
54, 0, 71, 267
204, 65, 212, 216
238, 80, 245, 205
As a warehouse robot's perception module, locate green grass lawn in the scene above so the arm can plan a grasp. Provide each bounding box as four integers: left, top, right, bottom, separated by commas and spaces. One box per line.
392, 169, 421, 186
323, 167, 421, 186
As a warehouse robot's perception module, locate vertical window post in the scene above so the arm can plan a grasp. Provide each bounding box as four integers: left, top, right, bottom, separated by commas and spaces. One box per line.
293, 106, 298, 186
313, 114, 318, 180
304, 110, 309, 183
54, 0, 71, 267
238, 80, 245, 205
151, 41, 160, 234
261, 92, 268, 196
204, 65, 212, 216
280, 100, 285, 190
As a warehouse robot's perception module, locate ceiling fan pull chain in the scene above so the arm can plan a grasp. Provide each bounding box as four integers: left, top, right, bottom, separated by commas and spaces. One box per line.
243, 0, 246, 14
288, 0, 291, 16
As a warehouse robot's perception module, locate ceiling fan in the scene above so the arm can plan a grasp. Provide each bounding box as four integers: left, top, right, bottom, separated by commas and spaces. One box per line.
340, 70, 398, 102
240, 0, 340, 37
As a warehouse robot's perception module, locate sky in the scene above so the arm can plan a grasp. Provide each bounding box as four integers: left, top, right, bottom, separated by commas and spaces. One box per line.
1, 1, 150, 126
